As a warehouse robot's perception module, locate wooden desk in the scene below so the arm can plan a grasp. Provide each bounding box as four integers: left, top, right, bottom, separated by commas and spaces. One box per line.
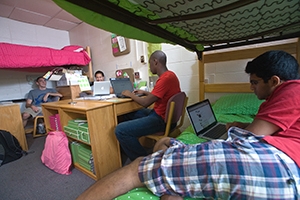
0, 104, 28, 151
41, 98, 142, 180
104, 98, 143, 124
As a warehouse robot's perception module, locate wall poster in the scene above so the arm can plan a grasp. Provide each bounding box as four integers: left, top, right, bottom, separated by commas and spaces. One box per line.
111, 34, 131, 56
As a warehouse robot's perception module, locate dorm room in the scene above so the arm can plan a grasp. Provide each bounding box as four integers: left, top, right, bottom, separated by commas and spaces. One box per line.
1, 0, 300, 199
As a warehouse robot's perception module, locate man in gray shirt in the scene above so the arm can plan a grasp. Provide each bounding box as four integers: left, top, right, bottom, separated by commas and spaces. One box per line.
22, 76, 62, 127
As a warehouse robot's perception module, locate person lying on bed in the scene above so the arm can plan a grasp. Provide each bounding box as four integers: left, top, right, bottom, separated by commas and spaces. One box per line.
76, 50, 300, 200
22, 76, 62, 127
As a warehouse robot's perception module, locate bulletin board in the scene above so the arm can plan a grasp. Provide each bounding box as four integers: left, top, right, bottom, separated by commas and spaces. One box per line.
111, 34, 130, 56
115, 68, 134, 83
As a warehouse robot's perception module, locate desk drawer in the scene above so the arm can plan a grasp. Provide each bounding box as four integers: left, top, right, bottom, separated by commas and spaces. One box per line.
115, 101, 142, 115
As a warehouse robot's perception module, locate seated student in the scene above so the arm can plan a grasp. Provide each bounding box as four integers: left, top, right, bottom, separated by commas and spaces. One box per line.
84, 70, 113, 96
115, 50, 181, 161
77, 50, 300, 200
22, 76, 62, 127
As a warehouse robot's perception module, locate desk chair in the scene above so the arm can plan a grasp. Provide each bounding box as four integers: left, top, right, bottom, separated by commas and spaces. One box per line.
33, 116, 46, 137
145, 92, 188, 142
24, 116, 46, 138
26, 97, 61, 137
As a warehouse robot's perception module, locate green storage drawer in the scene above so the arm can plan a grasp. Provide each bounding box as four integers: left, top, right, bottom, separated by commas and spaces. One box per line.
69, 142, 80, 163
64, 126, 80, 139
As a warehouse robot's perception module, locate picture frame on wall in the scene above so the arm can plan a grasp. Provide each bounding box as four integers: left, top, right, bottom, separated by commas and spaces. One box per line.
111, 34, 131, 56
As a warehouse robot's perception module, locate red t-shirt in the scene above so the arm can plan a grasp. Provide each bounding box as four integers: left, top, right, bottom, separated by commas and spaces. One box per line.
152, 71, 181, 120
256, 80, 300, 167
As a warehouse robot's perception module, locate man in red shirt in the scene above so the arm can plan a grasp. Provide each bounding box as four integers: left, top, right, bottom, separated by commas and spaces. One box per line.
116, 50, 181, 161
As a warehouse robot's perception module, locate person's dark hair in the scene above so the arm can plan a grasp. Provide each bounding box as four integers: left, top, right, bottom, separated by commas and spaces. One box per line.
36, 76, 45, 82
245, 50, 300, 82
151, 50, 167, 65
94, 70, 105, 77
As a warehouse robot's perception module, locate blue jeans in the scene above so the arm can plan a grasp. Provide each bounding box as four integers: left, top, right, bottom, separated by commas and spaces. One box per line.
115, 109, 166, 161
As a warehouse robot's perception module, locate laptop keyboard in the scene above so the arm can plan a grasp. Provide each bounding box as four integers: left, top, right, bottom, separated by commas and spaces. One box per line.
202, 124, 227, 139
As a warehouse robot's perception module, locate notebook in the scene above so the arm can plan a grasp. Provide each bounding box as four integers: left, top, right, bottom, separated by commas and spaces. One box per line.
186, 99, 228, 140
93, 81, 111, 96
110, 78, 143, 98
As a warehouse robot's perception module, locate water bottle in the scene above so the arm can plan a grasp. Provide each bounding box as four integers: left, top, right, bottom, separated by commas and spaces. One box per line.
149, 81, 154, 92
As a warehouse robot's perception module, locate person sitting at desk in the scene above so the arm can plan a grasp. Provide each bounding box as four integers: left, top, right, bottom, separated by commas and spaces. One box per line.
84, 70, 114, 95
115, 50, 181, 161
77, 50, 300, 200
22, 76, 62, 127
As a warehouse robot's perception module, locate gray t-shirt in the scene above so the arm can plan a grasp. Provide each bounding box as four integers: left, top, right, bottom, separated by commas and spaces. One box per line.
27, 88, 58, 106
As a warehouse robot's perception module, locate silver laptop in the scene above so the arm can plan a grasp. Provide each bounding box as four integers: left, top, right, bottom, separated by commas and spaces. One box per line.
93, 81, 111, 96
186, 99, 228, 140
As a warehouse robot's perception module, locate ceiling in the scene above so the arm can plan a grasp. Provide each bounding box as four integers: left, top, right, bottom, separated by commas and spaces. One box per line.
0, 0, 82, 31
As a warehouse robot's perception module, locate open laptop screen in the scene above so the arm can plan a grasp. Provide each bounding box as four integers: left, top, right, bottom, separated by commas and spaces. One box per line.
93, 81, 111, 96
110, 78, 134, 97
186, 99, 218, 135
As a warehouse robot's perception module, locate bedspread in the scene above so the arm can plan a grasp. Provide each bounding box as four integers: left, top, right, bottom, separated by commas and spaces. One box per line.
0, 43, 91, 68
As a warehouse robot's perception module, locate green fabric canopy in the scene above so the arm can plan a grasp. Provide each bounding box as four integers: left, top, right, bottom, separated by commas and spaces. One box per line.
54, 0, 300, 57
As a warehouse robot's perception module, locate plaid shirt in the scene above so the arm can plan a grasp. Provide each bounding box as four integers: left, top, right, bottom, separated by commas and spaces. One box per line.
138, 127, 300, 199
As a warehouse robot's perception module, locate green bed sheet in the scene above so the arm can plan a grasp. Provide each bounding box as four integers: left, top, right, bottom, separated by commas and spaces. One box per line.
114, 127, 207, 200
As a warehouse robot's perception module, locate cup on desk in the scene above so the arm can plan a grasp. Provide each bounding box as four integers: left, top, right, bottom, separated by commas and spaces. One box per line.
139, 86, 148, 91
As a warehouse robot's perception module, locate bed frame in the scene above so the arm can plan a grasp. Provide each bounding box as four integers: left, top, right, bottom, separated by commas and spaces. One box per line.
198, 38, 300, 101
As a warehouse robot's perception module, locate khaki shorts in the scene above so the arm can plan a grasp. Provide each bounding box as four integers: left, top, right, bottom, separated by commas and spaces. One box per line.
23, 107, 43, 118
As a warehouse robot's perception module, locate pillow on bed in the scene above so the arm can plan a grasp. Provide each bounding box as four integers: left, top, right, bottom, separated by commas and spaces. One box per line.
212, 93, 264, 115
61, 45, 84, 52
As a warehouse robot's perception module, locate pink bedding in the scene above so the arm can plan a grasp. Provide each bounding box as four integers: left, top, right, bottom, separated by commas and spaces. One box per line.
0, 43, 91, 68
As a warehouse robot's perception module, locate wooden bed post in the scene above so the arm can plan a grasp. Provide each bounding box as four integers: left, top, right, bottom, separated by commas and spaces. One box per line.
86, 46, 94, 82
296, 37, 300, 62
199, 53, 205, 101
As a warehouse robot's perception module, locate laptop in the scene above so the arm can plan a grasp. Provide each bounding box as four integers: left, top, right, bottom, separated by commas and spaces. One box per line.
186, 99, 228, 140
93, 81, 111, 96
110, 78, 143, 98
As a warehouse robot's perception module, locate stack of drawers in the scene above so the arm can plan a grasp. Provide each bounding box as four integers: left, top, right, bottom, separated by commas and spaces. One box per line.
63, 119, 90, 144
70, 142, 94, 174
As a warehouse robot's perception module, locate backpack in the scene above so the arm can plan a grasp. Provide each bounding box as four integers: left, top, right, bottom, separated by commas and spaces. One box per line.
0, 129, 27, 166
41, 131, 72, 175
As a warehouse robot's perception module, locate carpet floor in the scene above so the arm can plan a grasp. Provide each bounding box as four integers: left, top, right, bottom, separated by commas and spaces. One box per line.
0, 134, 95, 200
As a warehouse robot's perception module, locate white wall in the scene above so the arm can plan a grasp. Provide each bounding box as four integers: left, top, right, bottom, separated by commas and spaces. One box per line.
162, 44, 199, 130
0, 17, 70, 110
69, 23, 149, 83
203, 38, 297, 103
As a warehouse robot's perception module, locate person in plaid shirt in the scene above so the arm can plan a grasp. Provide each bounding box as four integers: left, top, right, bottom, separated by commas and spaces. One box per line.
77, 51, 300, 200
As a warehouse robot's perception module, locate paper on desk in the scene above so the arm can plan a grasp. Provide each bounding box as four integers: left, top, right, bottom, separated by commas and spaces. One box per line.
76, 94, 116, 101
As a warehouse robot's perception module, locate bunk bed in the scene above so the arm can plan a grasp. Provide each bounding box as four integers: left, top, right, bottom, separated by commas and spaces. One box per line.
0, 43, 90, 68
114, 38, 300, 200
0, 43, 93, 80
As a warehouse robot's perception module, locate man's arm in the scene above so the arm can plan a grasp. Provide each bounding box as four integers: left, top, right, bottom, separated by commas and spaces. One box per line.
25, 99, 40, 112
245, 118, 280, 136
43, 92, 63, 102
25, 99, 33, 108
227, 119, 280, 136
122, 90, 158, 108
